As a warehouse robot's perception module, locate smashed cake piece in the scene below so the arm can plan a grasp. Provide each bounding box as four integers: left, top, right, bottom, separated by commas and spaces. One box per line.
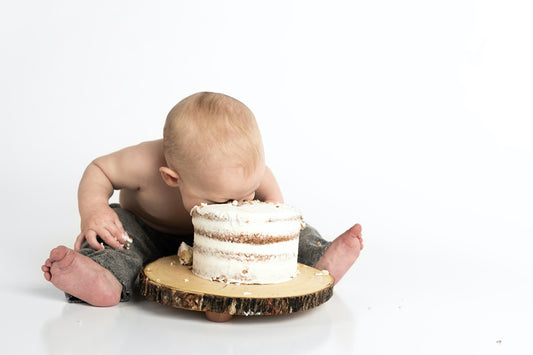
177, 242, 193, 266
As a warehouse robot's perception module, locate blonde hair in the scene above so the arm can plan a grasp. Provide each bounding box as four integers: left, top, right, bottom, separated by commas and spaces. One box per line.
163, 92, 264, 176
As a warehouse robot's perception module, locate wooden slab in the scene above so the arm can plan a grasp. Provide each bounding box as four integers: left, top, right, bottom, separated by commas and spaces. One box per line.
139, 255, 334, 316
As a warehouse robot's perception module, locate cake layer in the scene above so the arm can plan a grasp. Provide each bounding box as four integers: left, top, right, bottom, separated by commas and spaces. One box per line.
193, 234, 299, 260
192, 249, 298, 284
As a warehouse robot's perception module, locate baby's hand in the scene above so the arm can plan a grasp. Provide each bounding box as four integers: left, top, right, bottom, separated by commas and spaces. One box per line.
75, 206, 128, 251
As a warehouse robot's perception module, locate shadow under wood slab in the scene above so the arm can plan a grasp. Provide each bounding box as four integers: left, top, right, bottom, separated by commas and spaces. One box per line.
139, 255, 334, 320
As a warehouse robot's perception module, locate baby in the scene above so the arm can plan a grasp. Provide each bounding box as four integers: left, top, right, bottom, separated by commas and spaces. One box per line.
42, 92, 363, 308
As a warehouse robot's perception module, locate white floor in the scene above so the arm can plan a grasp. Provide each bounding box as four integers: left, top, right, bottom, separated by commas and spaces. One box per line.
2, 1, 533, 354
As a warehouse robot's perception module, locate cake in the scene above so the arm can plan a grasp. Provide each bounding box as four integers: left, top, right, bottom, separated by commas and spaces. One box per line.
190, 200, 304, 284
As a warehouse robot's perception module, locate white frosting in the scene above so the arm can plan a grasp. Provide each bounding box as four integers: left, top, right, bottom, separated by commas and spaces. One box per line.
190, 200, 302, 223
191, 201, 303, 284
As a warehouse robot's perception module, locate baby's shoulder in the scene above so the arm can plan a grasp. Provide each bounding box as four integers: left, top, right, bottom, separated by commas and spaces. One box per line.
101, 139, 164, 177
122, 139, 161, 158
90, 140, 164, 191
135, 139, 163, 152
128, 139, 165, 168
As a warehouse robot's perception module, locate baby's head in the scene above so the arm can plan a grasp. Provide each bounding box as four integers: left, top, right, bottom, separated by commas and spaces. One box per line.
160, 92, 265, 212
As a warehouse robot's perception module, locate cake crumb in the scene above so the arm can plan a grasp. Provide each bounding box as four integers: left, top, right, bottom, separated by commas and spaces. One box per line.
228, 300, 237, 315
177, 242, 193, 266
122, 233, 133, 249
317, 242, 321, 246
496, 340, 502, 344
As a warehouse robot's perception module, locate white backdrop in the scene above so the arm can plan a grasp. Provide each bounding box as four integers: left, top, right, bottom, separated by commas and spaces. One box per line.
1, 1, 532, 354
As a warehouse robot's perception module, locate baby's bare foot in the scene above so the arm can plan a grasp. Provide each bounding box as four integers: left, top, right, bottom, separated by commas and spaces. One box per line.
41, 246, 122, 306
314, 224, 363, 285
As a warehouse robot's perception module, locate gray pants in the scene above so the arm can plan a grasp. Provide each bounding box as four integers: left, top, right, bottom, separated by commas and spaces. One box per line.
69, 205, 331, 302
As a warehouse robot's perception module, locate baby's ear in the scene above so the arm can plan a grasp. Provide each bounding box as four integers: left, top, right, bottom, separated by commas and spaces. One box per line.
159, 167, 180, 187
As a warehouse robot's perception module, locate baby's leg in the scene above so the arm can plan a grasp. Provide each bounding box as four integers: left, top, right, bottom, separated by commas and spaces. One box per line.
314, 224, 363, 285
42, 205, 164, 305
42, 233, 146, 305
42, 246, 123, 306
68, 239, 144, 303
298, 224, 363, 285
68, 206, 161, 303
297, 224, 333, 266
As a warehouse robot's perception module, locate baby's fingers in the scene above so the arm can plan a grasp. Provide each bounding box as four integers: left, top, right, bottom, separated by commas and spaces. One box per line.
113, 219, 127, 243
110, 219, 132, 249
74, 231, 101, 251
110, 223, 130, 247
86, 230, 106, 250
100, 228, 125, 250
74, 232, 85, 251
103, 222, 123, 244
75, 226, 128, 251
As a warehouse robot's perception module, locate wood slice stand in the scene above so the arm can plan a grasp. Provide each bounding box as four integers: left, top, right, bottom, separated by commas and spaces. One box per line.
139, 255, 334, 321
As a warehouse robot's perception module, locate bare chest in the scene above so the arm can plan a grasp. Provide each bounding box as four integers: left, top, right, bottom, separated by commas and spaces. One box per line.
119, 179, 193, 235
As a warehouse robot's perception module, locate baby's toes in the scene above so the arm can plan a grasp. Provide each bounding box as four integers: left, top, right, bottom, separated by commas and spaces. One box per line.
42, 265, 51, 281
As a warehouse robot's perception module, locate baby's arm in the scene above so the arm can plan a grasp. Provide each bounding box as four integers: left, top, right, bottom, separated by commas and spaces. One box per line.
75, 161, 125, 251
255, 166, 284, 203
75, 144, 148, 251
